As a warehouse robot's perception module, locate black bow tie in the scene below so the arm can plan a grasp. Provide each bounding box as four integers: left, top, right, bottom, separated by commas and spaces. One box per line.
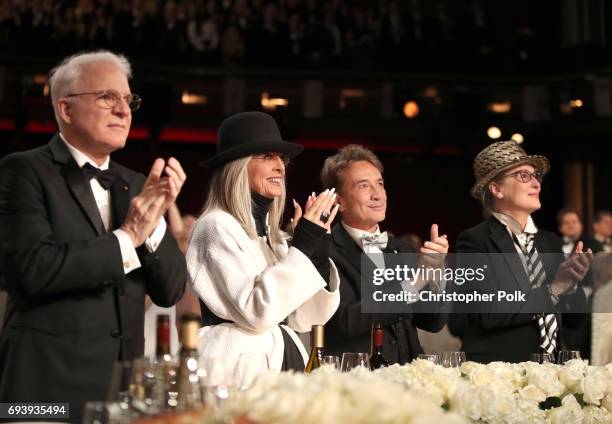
82, 163, 116, 190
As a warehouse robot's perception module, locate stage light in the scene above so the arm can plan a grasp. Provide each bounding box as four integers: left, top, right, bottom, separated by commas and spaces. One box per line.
487, 126, 501, 139
181, 91, 208, 105
33, 74, 48, 84
511, 133, 524, 144
261, 92, 288, 110
422, 85, 439, 98
570, 99, 583, 108
488, 100, 511, 113
403, 101, 419, 118
339, 88, 365, 110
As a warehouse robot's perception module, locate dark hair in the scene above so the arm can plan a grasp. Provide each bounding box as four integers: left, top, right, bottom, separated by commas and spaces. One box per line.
320, 144, 383, 193
556, 207, 582, 227
594, 210, 612, 223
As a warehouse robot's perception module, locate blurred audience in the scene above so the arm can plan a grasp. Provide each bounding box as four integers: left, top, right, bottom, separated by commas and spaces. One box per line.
557, 207, 603, 257
0, 0, 551, 70
592, 210, 612, 253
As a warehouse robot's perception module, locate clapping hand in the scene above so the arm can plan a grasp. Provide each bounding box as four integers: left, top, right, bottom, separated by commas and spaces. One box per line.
552, 241, 593, 296
121, 158, 186, 247
291, 189, 340, 233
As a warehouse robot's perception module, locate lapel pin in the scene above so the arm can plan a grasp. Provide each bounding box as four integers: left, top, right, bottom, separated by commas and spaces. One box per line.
122, 185, 128, 191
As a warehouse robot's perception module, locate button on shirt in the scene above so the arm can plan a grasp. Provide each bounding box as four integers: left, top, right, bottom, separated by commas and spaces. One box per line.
60, 134, 166, 274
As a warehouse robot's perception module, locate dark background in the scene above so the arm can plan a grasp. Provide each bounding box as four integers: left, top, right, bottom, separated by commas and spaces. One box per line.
1, 0, 610, 245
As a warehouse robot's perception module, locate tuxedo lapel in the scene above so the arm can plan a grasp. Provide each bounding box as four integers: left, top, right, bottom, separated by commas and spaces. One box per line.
109, 162, 131, 230
50, 136, 105, 236
534, 232, 561, 284
332, 224, 376, 295
487, 218, 530, 292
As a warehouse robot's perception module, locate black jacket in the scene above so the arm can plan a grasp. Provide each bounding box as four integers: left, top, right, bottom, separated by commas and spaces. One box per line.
448, 217, 586, 363
0, 135, 187, 422
325, 223, 446, 364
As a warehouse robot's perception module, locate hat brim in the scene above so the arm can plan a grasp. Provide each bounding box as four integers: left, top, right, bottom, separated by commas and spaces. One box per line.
199, 140, 304, 168
470, 155, 550, 199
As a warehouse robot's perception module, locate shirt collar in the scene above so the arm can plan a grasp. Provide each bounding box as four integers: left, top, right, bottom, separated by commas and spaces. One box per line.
491, 211, 538, 236
341, 221, 381, 250
60, 133, 110, 170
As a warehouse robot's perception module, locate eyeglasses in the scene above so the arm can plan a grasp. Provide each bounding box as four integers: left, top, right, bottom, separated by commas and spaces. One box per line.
502, 169, 543, 184
65, 90, 142, 111
252, 153, 290, 166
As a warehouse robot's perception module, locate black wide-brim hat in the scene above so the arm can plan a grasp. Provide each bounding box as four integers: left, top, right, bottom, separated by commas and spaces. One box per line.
200, 111, 304, 168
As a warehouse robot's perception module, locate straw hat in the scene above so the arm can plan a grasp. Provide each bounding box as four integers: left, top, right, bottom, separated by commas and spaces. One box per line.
471, 141, 550, 199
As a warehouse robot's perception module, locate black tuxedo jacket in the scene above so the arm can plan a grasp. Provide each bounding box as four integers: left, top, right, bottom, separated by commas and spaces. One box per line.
448, 217, 586, 363
0, 135, 187, 422
325, 223, 446, 364
562, 236, 604, 255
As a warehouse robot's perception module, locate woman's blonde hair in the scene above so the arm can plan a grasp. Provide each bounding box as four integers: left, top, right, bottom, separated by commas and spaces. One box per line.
202, 157, 286, 244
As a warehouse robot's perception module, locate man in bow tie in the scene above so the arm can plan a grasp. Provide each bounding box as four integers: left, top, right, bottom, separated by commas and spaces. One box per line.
0, 51, 187, 422
320, 145, 448, 364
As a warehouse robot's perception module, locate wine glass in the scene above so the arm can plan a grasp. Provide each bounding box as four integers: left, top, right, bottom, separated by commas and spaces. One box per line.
557, 350, 582, 364
340, 353, 369, 371
82, 402, 109, 424
418, 354, 441, 365
441, 351, 466, 368
530, 353, 554, 364
321, 355, 341, 369
199, 356, 236, 410
130, 357, 167, 415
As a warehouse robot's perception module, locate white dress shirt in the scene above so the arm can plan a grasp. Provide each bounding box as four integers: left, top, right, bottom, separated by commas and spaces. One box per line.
341, 221, 419, 302
60, 134, 166, 274
491, 212, 569, 304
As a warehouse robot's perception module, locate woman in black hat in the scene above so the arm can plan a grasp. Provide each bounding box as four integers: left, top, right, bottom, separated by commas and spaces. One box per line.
448, 140, 592, 363
185, 111, 340, 381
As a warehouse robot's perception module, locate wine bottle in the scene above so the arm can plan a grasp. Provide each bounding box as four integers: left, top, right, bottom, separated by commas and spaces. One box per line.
175, 313, 202, 410
369, 323, 389, 370
156, 314, 171, 361
304, 325, 324, 373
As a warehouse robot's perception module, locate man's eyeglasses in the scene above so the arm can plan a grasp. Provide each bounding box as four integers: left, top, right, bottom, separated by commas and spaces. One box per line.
252, 153, 290, 166
502, 169, 543, 184
65, 90, 142, 111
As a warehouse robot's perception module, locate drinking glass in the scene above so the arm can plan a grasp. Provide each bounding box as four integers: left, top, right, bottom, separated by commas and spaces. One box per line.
530, 353, 554, 364
441, 351, 466, 368
558, 350, 582, 364
321, 355, 341, 369
340, 353, 369, 371
418, 354, 441, 365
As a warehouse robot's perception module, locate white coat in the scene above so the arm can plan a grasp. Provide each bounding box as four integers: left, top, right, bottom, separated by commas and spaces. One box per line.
186, 209, 340, 374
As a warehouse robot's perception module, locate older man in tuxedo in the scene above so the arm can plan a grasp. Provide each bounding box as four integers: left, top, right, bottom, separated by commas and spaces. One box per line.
0, 51, 187, 422
316, 144, 448, 364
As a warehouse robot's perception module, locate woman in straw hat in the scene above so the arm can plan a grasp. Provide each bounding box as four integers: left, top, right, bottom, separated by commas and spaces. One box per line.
186, 111, 340, 381
448, 140, 592, 363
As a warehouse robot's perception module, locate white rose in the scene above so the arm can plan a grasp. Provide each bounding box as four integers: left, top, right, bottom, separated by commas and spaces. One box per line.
546, 394, 585, 424
582, 406, 612, 424
559, 359, 588, 393
519, 384, 546, 403
525, 363, 565, 397
582, 367, 611, 405
450, 383, 484, 422
602, 393, 612, 412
